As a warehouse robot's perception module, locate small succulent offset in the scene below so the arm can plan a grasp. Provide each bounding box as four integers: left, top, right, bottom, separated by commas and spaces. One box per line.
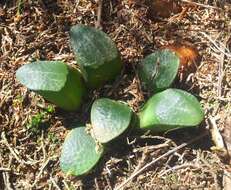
16, 24, 204, 177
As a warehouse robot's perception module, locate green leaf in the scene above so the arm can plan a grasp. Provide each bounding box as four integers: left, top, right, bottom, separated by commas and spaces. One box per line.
16, 61, 68, 91
138, 89, 204, 131
91, 98, 133, 143
70, 24, 122, 88
138, 50, 180, 92
60, 126, 103, 176
16, 61, 86, 111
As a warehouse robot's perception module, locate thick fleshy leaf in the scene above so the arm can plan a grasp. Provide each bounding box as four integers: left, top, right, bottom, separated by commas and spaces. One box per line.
70, 24, 122, 88
16, 61, 86, 111
138, 89, 204, 131
60, 126, 103, 176
138, 50, 180, 92
16, 61, 68, 91
91, 98, 132, 143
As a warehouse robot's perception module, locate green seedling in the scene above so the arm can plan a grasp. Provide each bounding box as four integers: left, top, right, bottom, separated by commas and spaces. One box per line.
70, 24, 122, 88
48, 132, 59, 144
60, 126, 104, 176
91, 98, 133, 143
27, 113, 44, 133
138, 88, 204, 131
27, 112, 48, 133
26, 105, 54, 133
16, 61, 86, 111
46, 105, 55, 113
138, 50, 180, 93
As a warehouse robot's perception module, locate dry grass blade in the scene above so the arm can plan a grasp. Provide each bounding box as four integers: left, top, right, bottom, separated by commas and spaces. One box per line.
115, 131, 209, 190
223, 170, 231, 190
95, 0, 103, 29
158, 163, 198, 177
200, 32, 231, 58
181, 0, 223, 9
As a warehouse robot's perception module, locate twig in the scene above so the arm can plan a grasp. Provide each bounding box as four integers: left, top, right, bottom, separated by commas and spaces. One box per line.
0, 167, 20, 175
200, 32, 231, 58
223, 170, 231, 190
159, 163, 198, 177
133, 142, 170, 152
0, 167, 11, 172
114, 131, 209, 190
50, 176, 62, 190
200, 157, 220, 190
31, 157, 52, 188
132, 149, 148, 174
218, 48, 224, 98
94, 178, 100, 190
1, 132, 25, 165
95, 0, 103, 29
63, 179, 71, 190
217, 37, 229, 97
3, 172, 13, 190
181, 0, 222, 10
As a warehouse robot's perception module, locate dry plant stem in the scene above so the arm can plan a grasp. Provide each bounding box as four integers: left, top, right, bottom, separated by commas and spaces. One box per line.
114, 131, 209, 190
133, 142, 170, 152
200, 32, 231, 58
1, 132, 25, 165
208, 117, 227, 156
132, 149, 148, 174
95, 0, 103, 29
218, 45, 225, 98
159, 163, 199, 177
94, 178, 100, 190
223, 170, 231, 190
31, 157, 53, 188
105, 174, 113, 190
0, 167, 11, 172
3, 172, 13, 190
181, 0, 222, 10
200, 157, 220, 190
62, 179, 71, 190
50, 176, 62, 190
217, 37, 229, 97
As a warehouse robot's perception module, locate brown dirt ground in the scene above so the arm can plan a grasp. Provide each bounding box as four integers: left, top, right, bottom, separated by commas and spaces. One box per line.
0, 0, 231, 189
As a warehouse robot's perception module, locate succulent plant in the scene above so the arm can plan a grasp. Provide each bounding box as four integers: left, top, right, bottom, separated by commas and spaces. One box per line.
70, 25, 122, 88
15, 25, 205, 178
